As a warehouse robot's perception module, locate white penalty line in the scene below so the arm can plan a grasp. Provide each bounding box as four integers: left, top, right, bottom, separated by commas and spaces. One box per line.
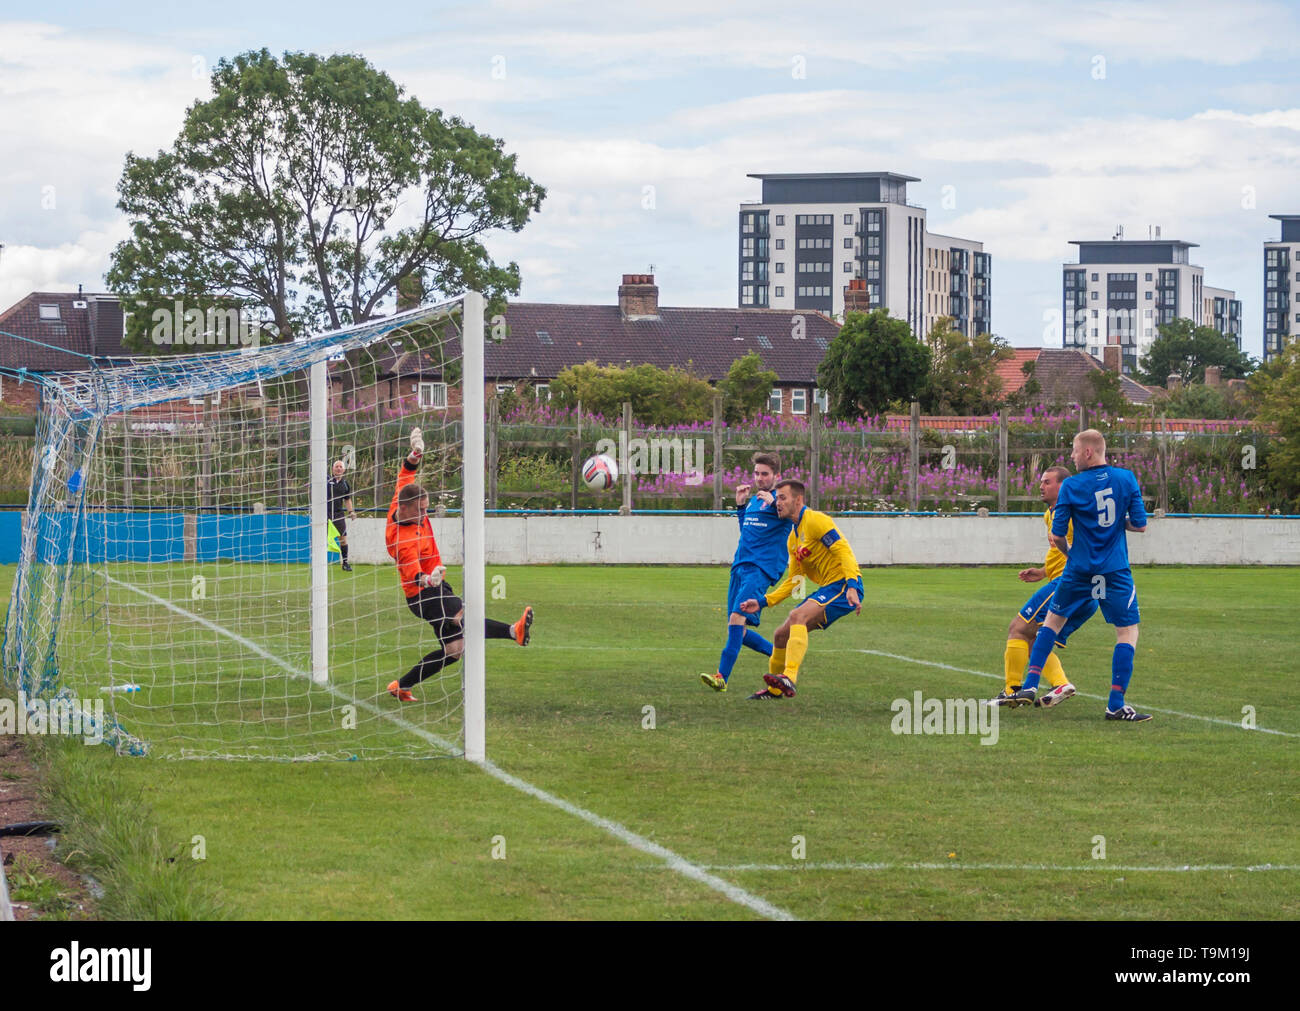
679, 862, 1300, 874
104, 575, 796, 922
860, 649, 1300, 740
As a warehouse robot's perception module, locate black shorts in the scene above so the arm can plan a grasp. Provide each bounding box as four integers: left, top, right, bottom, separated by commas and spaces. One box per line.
330, 517, 347, 538
406, 582, 464, 644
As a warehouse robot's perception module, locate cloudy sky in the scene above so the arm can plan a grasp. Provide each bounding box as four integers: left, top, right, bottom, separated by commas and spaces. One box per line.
1, 0, 1297, 358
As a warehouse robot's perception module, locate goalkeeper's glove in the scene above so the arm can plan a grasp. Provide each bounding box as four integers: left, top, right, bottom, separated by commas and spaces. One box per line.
419, 566, 445, 589
409, 427, 425, 459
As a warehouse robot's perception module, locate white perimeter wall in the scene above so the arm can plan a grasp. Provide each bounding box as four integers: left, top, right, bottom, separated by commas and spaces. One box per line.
343, 516, 1300, 567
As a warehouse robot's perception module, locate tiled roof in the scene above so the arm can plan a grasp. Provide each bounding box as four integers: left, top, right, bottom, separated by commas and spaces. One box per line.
993, 348, 1041, 396
1007, 347, 1154, 407
483, 303, 840, 384
0, 292, 128, 372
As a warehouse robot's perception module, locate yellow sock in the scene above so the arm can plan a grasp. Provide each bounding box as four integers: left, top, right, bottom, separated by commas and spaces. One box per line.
1042, 650, 1069, 689
769, 647, 786, 677
1003, 638, 1029, 692
783, 625, 808, 682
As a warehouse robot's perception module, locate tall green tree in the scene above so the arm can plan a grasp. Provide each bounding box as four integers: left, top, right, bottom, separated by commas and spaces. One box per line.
107, 48, 544, 399
1138, 318, 1255, 387
1250, 344, 1300, 509
920, 317, 1014, 414
817, 309, 930, 419
718, 352, 778, 423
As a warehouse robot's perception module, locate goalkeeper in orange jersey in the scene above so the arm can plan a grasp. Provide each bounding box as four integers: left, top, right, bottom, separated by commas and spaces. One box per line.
385, 427, 533, 702
738, 479, 862, 700
990, 465, 1097, 710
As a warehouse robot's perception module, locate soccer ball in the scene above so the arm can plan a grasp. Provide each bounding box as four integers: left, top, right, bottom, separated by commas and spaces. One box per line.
582, 453, 618, 491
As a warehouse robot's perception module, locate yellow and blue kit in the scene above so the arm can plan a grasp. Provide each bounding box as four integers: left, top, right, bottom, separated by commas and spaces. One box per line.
765, 506, 863, 632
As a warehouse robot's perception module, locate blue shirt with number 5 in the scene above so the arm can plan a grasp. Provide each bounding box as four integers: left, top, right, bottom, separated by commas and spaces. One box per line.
1052, 465, 1147, 574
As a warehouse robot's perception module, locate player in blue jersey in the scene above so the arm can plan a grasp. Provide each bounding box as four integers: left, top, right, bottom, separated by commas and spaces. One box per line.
700, 452, 794, 692
1006, 429, 1152, 721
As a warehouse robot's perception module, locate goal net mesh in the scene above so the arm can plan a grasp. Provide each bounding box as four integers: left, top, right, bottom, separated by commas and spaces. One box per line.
3, 298, 475, 760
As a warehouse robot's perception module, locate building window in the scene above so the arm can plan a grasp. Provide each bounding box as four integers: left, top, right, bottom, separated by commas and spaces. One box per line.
844, 238, 853, 249
418, 382, 448, 409
495, 383, 514, 395
791, 388, 808, 414
843, 262, 852, 272
1091, 328, 1099, 338
775, 215, 784, 225
775, 238, 784, 250
769, 388, 782, 413
815, 388, 829, 413
843, 214, 853, 225
774, 286, 784, 298
1145, 273, 1153, 281
774, 262, 784, 273
1090, 273, 1098, 282
534, 383, 550, 401
1091, 309, 1098, 318
741, 285, 755, 306
38, 304, 61, 321
1145, 291, 1153, 300
1090, 291, 1098, 300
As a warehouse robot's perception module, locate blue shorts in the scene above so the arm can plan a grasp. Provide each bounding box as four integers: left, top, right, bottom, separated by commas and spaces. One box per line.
1017, 578, 1098, 648
728, 563, 775, 626
1048, 568, 1140, 627
806, 578, 864, 631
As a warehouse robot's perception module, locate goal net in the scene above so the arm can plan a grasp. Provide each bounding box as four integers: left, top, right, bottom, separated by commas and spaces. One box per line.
2, 294, 487, 761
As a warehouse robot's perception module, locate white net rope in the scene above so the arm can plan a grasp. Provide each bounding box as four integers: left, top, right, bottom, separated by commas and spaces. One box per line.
3, 299, 473, 760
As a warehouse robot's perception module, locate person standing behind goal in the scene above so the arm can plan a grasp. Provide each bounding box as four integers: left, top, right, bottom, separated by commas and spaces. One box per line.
327, 459, 357, 571
386, 427, 533, 702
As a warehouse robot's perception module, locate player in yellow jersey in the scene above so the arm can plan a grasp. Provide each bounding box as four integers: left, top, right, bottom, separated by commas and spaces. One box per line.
990, 465, 1098, 709
738, 479, 862, 700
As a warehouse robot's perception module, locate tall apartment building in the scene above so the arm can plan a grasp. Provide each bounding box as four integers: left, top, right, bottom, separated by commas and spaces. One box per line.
1062, 237, 1241, 375
738, 172, 990, 338
1264, 214, 1299, 362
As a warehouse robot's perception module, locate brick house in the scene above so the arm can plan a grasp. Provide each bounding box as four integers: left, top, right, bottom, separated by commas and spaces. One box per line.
480, 274, 841, 417
0, 291, 132, 413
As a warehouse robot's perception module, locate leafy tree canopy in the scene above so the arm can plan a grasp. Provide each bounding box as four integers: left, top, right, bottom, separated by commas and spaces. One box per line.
1138, 318, 1255, 387
108, 48, 545, 378
817, 309, 930, 419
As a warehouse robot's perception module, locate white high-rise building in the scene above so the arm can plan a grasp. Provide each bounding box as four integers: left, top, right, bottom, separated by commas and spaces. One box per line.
1264, 214, 1299, 362
1062, 237, 1241, 375
738, 172, 990, 338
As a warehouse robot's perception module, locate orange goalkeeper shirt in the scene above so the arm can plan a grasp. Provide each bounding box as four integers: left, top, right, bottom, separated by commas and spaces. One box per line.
385, 459, 442, 598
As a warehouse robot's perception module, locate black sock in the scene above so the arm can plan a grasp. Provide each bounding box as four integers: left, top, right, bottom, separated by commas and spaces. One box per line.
341, 542, 349, 561
485, 618, 513, 640
399, 645, 456, 688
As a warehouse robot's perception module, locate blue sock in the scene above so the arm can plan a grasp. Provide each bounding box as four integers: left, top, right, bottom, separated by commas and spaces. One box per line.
718, 624, 745, 681
1109, 643, 1135, 710
1022, 624, 1058, 692
742, 628, 773, 657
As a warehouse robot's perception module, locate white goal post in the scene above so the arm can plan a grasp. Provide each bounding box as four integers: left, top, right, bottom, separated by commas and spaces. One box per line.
3, 292, 487, 762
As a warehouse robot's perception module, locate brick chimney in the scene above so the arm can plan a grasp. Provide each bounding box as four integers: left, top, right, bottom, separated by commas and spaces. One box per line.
1204, 365, 1222, 388
1102, 345, 1121, 373
843, 277, 872, 315
618, 274, 659, 320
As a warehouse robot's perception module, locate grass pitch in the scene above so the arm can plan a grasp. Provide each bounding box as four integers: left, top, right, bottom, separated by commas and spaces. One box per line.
7, 564, 1298, 920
